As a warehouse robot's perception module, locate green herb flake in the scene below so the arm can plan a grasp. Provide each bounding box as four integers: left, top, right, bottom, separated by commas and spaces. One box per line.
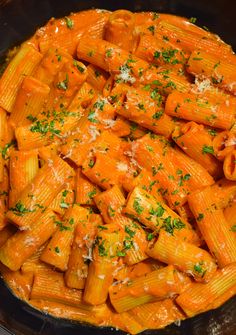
137, 103, 145, 111
98, 225, 108, 230
117, 251, 126, 257
105, 48, 113, 58
73, 60, 85, 73
26, 114, 37, 122
88, 188, 97, 199
133, 197, 144, 215
108, 205, 116, 218
147, 233, 154, 241
148, 25, 155, 35
197, 213, 204, 221
125, 225, 136, 238
95, 70, 101, 78
152, 110, 163, 120
154, 51, 161, 59
208, 129, 217, 136
1, 140, 16, 159
65, 16, 74, 29
55, 219, 72, 231
98, 240, 108, 256
88, 159, 95, 168
194, 262, 206, 277
230, 224, 236, 232
162, 217, 185, 235
202, 145, 214, 155
55, 246, 60, 253
189, 17, 197, 23
9, 201, 35, 217
57, 73, 69, 90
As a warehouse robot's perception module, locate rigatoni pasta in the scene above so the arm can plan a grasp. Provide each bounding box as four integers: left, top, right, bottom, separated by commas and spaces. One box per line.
0, 8, 235, 335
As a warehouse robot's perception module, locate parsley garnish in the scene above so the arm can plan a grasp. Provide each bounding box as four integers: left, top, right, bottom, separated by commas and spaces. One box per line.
197, 213, 204, 221
202, 145, 214, 155
55, 219, 72, 231
152, 110, 163, 120
189, 17, 197, 23
230, 225, 236, 232
125, 226, 136, 238
10, 201, 35, 216
55, 246, 60, 253
73, 60, 85, 73
133, 198, 144, 215
1, 140, 16, 159
147, 233, 154, 241
108, 205, 115, 217
26, 114, 37, 122
57, 73, 69, 90
65, 17, 74, 29
194, 262, 206, 277
162, 217, 185, 235
148, 25, 155, 35
87, 188, 97, 199
98, 239, 108, 256
88, 159, 95, 168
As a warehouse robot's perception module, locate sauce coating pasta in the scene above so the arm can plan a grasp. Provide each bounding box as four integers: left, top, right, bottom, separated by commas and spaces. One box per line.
0, 8, 235, 334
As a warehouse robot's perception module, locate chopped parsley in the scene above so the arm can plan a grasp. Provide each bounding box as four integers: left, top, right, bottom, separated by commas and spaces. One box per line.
73, 61, 85, 73
149, 203, 165, 217
95, 70, 101, 78
178, 173, 191, 186
108, 205, 115, 218
117, 250, 126, 257
125, 225, 136, 238
98, 239, 108, 257
230, 225, 236, 232
197, 213, 204, 221
147, 232, 154, 241
105, 48, 113, 58
152, 110, 163, 120
154, 51, 161, 59
57, 73, 69, 90
87, 188, 97, 199
55, 219, 72, 231
162, 217, 185, 235
189, 17, 197, 24
208, 129, 217, 136
137, 103, 145, 111
30, 120, 61, 138
26, 114, 37, 122
88, 159, 95, 168
148, 25, 155, 35
10, 201, 35, 216
65, 17, 74, 29
202, 145, 214, 155
87, 110, 99, 123
133, 198, 144, 215
194, 262, 206, 277
1, 140, 16, 159
60, 190, 70, 209
55, 246, 60, 253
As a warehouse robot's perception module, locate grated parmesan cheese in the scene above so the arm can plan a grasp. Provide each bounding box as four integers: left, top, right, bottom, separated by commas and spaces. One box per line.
116, 162, 129, 172
88, 125, 100, 143
102, 119, 116, 129
116, 65, 136, 84
193, 77, 212, 93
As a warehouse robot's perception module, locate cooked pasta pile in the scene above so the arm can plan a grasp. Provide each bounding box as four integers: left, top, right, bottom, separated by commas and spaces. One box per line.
0, 9, 236, 334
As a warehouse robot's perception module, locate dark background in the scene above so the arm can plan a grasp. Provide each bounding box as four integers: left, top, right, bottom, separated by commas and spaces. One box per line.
0, 1, 235, 335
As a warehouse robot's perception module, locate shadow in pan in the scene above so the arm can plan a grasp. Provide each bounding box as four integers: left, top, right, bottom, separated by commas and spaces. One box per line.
0, 0, 236, 334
